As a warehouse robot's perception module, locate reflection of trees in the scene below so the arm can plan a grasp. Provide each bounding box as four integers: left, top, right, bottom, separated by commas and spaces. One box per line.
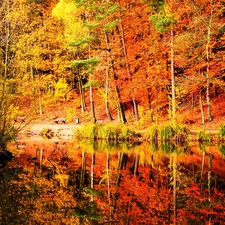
79, 151, 86, 198
0, 166, 79, 224
96, 142, 225, 224
0, 168, 30, 224
3, 139, 225, 224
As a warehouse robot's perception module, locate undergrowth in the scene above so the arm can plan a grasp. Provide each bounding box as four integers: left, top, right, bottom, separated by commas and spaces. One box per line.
144, 121, 190, 144
75, 122, 140, 141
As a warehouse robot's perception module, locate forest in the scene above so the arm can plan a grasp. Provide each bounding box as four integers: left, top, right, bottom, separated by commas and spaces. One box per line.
2, 1, 225, 223
1, 0, 225, 141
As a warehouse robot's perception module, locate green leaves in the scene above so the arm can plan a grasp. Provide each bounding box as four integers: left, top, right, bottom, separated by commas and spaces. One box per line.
150, 0, 165, 12
71, 57, 100, 70
104, 19, 121, 33
149, 1, 174, 33
82, 80, 101, 89
150, 14, 174, 33
107, 4, 120, 14
68, 36, 96, 47
73, 201, 103, 220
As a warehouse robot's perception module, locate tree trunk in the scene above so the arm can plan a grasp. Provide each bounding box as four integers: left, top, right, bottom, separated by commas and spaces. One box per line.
208, 154, 212, 202
147, 88, 154, 122
78, 74, 86, 113
105, 32, 127, 123
205, 0, 214, 122
86, 11, 96, 122
30, 66, 38, 115
104, 32, 113, 121
38, 75, 43, 115
89, 55, 96, 121
199, 90, 205, 125
117, 15, 139, 121
105, 67, 113, 121
1, 1, 8, 107
134, 154, 139, 176
191, 93, 195, 109
170, 27, 176, 119
0, 0, 10, 137
90, 85, 96, 122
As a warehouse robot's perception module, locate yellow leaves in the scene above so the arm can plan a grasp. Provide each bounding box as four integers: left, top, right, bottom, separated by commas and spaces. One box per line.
55, 173, 69, 188
52, 0, 77, 20
52, 0, 87, 42
163, 3, 172, 16
55, 78, 69, 101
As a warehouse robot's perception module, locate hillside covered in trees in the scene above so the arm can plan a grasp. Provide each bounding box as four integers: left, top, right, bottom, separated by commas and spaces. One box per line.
1, 0, 225, 135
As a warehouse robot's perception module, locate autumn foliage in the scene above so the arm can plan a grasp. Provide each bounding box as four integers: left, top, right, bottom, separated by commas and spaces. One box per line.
1, 0, 225, 129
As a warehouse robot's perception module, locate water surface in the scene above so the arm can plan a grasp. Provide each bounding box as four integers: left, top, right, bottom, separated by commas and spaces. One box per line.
1, 137, 225, 224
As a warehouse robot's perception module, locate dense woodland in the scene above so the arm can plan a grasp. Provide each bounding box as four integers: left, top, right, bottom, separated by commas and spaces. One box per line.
2, 1, 225, 222
1, 0, 225, 135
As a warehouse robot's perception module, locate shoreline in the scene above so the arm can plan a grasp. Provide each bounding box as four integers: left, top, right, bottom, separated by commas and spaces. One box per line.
17, 122, 82, 138
16, 121, 221, 143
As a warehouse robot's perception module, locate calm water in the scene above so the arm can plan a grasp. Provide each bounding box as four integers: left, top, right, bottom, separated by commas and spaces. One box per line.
1, 137, 225, 225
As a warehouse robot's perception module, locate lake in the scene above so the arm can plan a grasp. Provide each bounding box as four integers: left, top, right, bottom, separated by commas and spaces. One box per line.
1, 137, 225, 224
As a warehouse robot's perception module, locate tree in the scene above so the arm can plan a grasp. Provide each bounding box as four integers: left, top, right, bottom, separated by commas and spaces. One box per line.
172, 0, 225, 124
54, 0, 102, 120
11, 0, 73, 115
53, 0, 90, 113
0, 0, 22, 147
150, 0, 176, 119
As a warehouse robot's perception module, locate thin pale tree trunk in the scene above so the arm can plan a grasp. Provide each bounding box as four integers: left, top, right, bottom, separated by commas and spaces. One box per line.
105, 32, 113, 121
205, 1, 213, 122
85, 11, 96, 121
171, 27, 176, 119
91, 152, 95, 201
199, 90, 205, 125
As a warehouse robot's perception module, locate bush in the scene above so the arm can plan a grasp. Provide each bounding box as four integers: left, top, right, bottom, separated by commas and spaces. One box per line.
217, 124, 225, 141
145, 121, 190, 143
76, 122, 140, 141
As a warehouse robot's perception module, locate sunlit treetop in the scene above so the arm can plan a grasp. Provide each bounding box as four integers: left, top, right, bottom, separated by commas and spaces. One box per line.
52, 0, 88, 42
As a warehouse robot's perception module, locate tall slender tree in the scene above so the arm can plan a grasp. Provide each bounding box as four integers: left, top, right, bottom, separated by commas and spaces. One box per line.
150, 0, 176, 119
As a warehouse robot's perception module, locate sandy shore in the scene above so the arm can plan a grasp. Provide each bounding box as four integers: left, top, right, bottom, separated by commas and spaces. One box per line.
17, 122, 83, 137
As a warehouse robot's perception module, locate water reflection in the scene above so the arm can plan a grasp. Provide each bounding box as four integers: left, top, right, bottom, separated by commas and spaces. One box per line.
1, 138, 225, 224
